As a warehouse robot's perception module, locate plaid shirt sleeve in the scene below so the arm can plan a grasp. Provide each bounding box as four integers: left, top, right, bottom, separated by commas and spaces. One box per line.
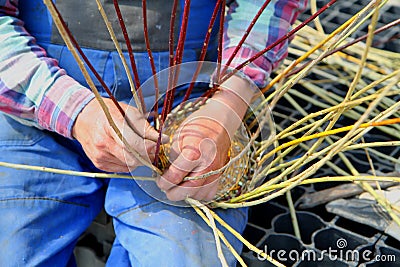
223, 0, 308, 87
0, 1, 95, 139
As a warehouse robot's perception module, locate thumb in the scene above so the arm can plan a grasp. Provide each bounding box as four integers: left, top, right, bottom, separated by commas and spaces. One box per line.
144, 123, 169, 143
143, 122, 169, 144
123, 108, 168, 142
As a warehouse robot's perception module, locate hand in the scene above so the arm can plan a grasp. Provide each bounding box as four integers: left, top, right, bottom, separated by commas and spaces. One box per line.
157, 113, 231, 201
157, 75, 255, 201
72, 98, 160, 173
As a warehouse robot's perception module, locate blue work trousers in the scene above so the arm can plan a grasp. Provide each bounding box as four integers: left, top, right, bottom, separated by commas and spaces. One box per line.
0, 46, 248, 266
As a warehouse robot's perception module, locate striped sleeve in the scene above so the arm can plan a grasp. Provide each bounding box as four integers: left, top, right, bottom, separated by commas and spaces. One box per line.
223, 0, 308, 87
0, 1, 94, 138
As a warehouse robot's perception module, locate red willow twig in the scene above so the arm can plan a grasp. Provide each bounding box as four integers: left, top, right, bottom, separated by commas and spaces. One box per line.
160, 0, 192, 124
154, 0, 181, 166
154, 0, 196, 166
142, 0, 160, 128
287, 18, 400, 77
159, 0, 181, 125
214, 0, 226, 84
50, 1, 125, 117
113, 0, 146, 111
374, 33, 400, 48
168, 0, 192, 105
220, 0, 338, 86
168, 0, 179, 68
173, 0, 191, 66
181, 0, 224, 103
200, 0, 227, 101
221, 0, 273, 78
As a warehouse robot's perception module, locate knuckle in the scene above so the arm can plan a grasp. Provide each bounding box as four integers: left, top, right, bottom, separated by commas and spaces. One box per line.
92, 159, 106, 170
182, 147, 201, 161
94, 138, 108, 150
161, 173, 182, 185
127, 159, 139, 169
92, 150, 106, 161
169, 175, 183, 185
187, 179, 204, 188
165, 192, 179, 201
155, 177, 163, 189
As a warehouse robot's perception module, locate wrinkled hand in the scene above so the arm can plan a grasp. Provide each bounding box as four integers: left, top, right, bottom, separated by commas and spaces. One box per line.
72, 98, 160, 173
157, 75, 255, 201
157, 113, 231, 201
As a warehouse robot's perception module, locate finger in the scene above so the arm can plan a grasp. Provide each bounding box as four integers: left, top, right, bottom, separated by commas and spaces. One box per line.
157, 151, 200, 192
99, 144, 145, 172
192, 179, 219, 201
185, 172, 219, 201
124, 109, 168, 142
112, 121, 152, 156
143, 123, 169, 143
164, 183, 201, 201
99, 134, 148, 170
92, 157, 131, 173
123, 139, 156, 166
165, 177, 218, 201
120, 119, 169, 162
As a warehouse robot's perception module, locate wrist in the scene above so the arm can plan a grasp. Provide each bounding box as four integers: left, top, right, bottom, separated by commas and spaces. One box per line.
212, 74, 257, 118
72, 98, 97, 140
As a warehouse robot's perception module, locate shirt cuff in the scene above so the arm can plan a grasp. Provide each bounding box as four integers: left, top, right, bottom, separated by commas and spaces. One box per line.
222, 46, 273, 88
37, 75, 95, 139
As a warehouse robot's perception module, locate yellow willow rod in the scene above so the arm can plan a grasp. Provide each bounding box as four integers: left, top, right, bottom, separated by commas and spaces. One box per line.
205, 206, 285, 267
249, 176, 400, 193
344, 0, 381, 101
258, 66, 400, 127
261, 15, 357, 93
272, 80, 400, 139
187, 201, 251, 267
262, 0, 389, 95
259, 117, 400, 165
216, 175, 400, 208
337, 50, 384, 74
187, 200, 229, 267
95, 0, 143, 113
351, 69, 400, 100
0, 161, 154, 180
277, 88, 400, 140
235, 100, 400, 204
311, 0, 325, 34
359, 181, 400, 229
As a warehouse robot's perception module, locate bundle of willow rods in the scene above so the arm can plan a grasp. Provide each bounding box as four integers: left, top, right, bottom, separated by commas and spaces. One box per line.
211, 0, 400, 208
189, 1, 400, 265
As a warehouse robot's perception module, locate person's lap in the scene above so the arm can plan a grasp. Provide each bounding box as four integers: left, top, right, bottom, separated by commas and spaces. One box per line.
0, 114, 105, 266
0, 113, 247, 267
106, 175, 247, 266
